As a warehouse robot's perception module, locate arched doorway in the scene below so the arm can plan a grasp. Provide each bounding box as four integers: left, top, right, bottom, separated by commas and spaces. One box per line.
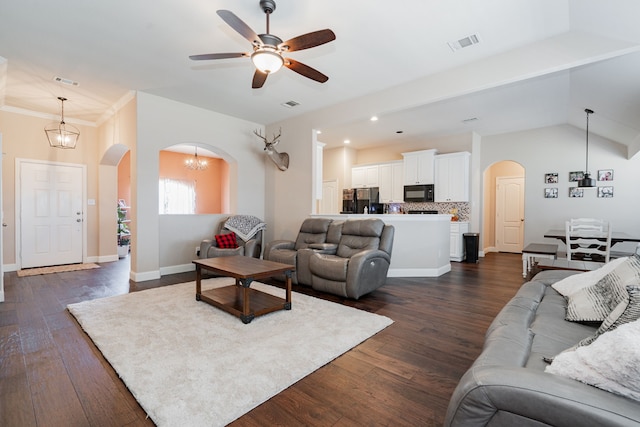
482, 160, 525, 254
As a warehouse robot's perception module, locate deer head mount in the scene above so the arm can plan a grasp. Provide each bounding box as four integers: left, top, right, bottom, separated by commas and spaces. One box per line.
254, 128, 289, 171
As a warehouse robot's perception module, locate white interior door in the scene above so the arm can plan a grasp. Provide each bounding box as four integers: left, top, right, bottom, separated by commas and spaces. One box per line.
320, 180, 338, 214
495, 176, 525, 253
20, 161, 84, 268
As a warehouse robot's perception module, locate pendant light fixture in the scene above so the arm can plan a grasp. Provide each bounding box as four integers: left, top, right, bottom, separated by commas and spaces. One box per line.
185, 147, 208, 170
45, 97, 80, 149
578, 108, 596, 188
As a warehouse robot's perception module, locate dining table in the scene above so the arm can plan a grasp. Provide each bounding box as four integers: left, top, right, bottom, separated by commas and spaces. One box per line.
543, 229, 640, 246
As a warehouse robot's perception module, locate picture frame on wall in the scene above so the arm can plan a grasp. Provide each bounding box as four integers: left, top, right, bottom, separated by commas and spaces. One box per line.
544, 188, 558, 198
598, 169, 613, 181
569, 187, 584, 198
545, 173, 558, 183
598, 186, 614, 198
569, 171, 584, 182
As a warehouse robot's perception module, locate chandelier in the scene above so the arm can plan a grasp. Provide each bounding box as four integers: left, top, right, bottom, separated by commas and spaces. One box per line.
185, 147, 208, 170
44, 97, 80, 149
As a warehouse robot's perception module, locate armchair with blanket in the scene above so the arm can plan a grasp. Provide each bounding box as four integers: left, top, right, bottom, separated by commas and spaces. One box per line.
199, 215, 265, 259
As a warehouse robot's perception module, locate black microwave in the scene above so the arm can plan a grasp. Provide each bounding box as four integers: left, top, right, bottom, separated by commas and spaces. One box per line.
404, 184, 434, 202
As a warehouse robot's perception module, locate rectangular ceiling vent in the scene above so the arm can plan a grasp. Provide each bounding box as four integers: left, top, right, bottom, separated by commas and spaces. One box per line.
462, 117, 479, 124
53, 76, 80, 86
281, 100, 300, 108
448, 33, 480, 52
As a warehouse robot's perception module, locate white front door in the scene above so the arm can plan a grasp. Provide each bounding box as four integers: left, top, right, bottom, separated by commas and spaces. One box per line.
20, 161, 84, 268
495, 176, 525, 253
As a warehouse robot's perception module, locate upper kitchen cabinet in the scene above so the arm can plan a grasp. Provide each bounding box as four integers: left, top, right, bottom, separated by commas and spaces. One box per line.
435, 152, 470, 202
352, 165, 379, 188
402, 149, 437, 185
378, 161, 404, 203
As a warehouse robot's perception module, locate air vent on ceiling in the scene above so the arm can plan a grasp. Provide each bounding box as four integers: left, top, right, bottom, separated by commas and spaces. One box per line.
462, 117, 479, 123
281, 100, 300, 108
53, 76, 80, 86
448, 33, 481, 52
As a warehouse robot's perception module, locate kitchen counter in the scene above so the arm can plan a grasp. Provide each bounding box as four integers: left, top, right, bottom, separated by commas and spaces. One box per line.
311, 214, 451, 277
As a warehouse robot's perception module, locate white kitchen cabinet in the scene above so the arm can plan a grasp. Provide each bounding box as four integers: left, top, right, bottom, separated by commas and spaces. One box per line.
450, 222, 469, 262
378, 161, 404, 203
435, 152, 470, 202
402, 149, 436, 185
352, 165, 379, 188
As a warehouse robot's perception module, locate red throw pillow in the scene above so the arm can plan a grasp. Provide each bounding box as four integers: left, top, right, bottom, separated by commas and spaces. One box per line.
215, 232, 238, 249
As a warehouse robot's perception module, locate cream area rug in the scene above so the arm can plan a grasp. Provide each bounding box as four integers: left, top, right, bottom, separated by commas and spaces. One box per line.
67, 278, 393, 427
17, 263, 100, 277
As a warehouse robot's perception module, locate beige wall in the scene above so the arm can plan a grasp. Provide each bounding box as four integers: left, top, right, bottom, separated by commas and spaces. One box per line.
1, 109, 99, 267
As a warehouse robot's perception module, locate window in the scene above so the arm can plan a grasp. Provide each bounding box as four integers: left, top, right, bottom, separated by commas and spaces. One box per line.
159, 178, 196, 214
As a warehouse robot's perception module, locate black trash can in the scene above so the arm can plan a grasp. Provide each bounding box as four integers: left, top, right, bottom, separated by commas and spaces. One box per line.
463, 233, 479, 263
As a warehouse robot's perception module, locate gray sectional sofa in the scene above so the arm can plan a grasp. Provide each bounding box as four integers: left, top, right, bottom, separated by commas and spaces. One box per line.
445, 269, 640, 427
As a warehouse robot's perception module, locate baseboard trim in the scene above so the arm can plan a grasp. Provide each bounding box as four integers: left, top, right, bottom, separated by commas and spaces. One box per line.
96, 255, 119, 263
388, 264, 451, 278
3, 263, 18, 272
130, 270, 161, 282
159, 263, 195, 276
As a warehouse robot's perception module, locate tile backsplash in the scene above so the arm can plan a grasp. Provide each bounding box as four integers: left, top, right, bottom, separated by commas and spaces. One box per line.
385, 202, 470, 221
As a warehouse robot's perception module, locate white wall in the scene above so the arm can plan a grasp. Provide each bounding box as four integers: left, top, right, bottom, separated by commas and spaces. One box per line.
133, 93, 265, 280
481, 124, 640, 253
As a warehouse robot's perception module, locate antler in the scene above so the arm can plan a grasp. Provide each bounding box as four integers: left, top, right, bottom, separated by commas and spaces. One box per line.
253, 128, 282, 148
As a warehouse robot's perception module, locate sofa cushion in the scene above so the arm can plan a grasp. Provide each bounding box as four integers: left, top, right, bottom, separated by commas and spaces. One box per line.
294, 218, 332, 250
309, 254, 349, 282
565, 255, 640, 322
215, 232, 238, 249
545, 318, 640, 401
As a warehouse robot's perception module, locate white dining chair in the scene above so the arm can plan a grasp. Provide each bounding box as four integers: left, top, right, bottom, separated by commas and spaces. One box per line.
565, 219, 611, 263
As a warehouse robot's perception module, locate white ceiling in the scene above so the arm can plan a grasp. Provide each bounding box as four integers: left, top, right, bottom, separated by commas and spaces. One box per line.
1, 0, 640, 154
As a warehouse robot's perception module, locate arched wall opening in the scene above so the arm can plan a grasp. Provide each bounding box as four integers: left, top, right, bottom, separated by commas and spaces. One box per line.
482, 160, 525, 254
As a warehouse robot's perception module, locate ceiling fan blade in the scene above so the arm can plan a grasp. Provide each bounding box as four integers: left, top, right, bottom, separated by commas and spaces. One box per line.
284, 58, 329, 83
189, 52, 249, 61
252, 70, 268, 89
217, 10, 262, 46
279, 29, 336, 52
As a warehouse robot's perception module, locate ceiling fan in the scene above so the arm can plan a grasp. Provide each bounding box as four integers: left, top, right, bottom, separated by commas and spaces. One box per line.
189, 0, 336, 89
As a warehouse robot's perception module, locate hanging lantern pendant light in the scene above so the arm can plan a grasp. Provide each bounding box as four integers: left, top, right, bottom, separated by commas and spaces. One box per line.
578, 108, 596, 188
45, 97, 80, 149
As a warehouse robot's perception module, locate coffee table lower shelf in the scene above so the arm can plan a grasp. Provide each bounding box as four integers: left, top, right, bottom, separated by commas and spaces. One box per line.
198, 285, 291, 324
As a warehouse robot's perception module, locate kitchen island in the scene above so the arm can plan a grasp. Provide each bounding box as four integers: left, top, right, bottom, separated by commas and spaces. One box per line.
311, 214, 451, 277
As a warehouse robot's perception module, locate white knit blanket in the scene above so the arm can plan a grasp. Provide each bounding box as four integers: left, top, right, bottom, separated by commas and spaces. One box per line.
546, 318, 640, 401
224, 215, 266, 241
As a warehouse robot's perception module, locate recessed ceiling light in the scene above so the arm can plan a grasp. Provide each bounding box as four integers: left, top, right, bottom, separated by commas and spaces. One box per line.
344, 139, 350, 144
316, 130, 322, 134
370, 116, 378, 122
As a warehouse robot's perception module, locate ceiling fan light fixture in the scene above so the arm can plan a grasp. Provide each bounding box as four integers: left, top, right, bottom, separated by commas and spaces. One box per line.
251, 49, 283, 74
45, 97, 80, 149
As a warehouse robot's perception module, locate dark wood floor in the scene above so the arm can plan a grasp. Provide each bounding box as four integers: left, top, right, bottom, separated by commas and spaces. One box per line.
0, 253, 528, 426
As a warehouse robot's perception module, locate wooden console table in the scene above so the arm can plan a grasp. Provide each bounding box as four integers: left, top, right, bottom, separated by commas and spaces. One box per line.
193, 256, 295, 324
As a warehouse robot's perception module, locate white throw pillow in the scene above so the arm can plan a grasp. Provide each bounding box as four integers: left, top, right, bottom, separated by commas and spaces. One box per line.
545, 318, 640, 401
552, 257, 628, 297
565, 256, 640, 322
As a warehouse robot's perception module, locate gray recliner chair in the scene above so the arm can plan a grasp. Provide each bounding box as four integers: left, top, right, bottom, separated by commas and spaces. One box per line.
199, 216, 262, 259
307, 218, 394, 299
263, 217, 335, 284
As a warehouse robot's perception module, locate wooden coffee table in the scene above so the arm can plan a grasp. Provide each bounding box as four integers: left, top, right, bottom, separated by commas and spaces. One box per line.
193, 256, 295, 324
